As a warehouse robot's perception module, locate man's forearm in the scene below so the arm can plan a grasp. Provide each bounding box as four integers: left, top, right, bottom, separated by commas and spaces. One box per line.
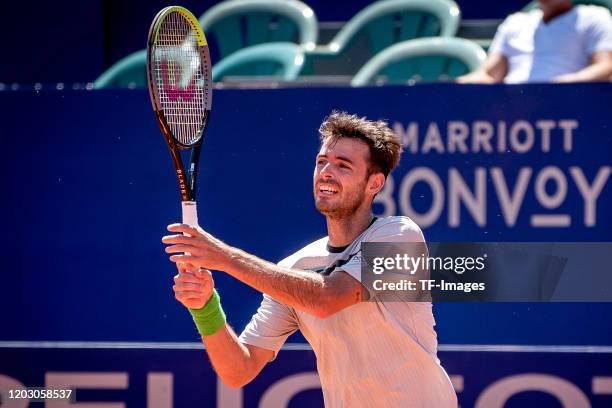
201, 323, 258, 388
223, 247, 330, 317
163, 224, 334, 316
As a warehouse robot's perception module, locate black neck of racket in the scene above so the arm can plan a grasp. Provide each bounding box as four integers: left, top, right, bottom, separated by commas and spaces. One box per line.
154, 110, 190, 202
167, 141, 190, 202
187, 145, 202, 201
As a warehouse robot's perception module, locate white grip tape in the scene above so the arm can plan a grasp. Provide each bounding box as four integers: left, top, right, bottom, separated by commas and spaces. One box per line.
181, 201, 199, 227
181, 201, 199, 258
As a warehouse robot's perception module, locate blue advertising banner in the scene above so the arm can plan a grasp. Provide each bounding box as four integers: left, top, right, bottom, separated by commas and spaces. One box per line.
1, 344, 611, 407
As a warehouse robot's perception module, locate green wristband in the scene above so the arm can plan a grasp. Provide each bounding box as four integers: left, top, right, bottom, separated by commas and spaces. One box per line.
189, 289, 226, 336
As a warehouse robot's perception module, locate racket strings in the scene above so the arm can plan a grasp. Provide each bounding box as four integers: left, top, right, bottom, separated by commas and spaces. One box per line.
153, 11, 211, 146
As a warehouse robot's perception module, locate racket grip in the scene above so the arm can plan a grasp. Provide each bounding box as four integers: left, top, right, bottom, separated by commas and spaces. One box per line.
181, 201, 199, 259
181, 201, 199, 227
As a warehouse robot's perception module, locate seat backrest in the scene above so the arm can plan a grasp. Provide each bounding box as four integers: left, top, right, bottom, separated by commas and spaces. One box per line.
199, 0, 318, 61
330, 0, 460, 56
212, 43, 305, 82
93, 50, 147, 89
351, 37, 486, 86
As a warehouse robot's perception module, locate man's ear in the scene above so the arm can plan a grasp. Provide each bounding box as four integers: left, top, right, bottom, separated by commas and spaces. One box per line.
368, 172, 386, 195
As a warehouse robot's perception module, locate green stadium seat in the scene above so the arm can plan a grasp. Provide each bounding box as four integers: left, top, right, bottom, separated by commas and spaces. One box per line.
351, 37, 486, 86
304, 0, 460, 76
212, 43, 305, 82
93, 50, 146, 89
198, 0, 318, 59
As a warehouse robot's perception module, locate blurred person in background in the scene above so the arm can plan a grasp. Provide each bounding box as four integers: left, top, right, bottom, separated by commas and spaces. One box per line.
458, 0, 612, 83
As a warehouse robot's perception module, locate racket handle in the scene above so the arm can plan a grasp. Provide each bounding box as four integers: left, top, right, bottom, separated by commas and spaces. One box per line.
181, 201, 199, 227
181, 201, 199, 259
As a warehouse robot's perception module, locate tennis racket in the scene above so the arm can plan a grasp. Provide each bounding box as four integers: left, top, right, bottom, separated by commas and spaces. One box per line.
146, 6, 212, 228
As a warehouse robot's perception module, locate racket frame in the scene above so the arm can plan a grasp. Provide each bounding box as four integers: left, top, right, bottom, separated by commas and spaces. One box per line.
146, 6, 212, 217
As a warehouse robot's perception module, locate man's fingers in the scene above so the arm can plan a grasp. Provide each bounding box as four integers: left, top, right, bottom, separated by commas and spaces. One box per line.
178, 262, 204, 274
169, 255, 197, 264
194, 268, 212, 279
162, 234, 198, 245
174, 289, 202, 297
180, 270, 213, 282
176, 262, 196, 274
173, 282, 203, 292
167, 223, 200, 236
165, 244, 199, 255
174, 273, 202, 284
174, 291, 205, 300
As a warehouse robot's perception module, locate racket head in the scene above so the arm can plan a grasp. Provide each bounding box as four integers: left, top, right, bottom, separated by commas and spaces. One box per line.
146, 6, 212, 149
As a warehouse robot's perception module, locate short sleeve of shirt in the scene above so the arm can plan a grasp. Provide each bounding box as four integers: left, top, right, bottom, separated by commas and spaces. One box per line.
583, 6, 612, 55
335, 217, 426, 298
238, 294, 299, 359
489, 15, 516, 57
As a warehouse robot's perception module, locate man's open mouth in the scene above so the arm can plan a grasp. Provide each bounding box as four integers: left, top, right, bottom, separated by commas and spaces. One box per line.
318, 184, 339, 195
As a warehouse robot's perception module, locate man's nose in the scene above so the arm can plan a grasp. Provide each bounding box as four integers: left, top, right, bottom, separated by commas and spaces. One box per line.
319, 163, 334, 178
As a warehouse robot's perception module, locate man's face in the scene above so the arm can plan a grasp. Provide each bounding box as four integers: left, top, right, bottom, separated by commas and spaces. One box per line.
313, 137, 373, 218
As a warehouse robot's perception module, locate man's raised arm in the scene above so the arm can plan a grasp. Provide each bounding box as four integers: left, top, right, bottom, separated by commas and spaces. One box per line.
164, 224, 367, 319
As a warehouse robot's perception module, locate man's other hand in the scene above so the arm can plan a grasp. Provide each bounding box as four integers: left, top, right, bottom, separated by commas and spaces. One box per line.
173, 263, 214, 310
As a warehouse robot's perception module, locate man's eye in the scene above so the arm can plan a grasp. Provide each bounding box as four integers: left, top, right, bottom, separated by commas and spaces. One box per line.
339, 163, 350, 169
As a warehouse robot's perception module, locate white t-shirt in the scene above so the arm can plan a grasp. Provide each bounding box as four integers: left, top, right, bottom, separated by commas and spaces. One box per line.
489, 5, 612, 83
239, 216, 457, 408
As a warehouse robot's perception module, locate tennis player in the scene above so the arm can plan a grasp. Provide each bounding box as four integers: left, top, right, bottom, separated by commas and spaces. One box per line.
162, 111, 457, 407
